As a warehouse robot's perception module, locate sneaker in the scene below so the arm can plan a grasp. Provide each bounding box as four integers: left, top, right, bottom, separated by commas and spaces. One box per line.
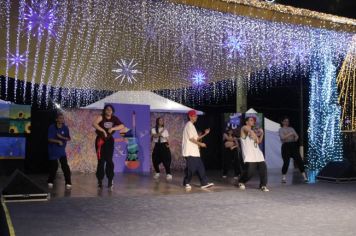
166, 174, 173, 181
108, 180, 114, 189
153, 173, 160, 180
98, 181, 103, 188
48, 183, 53, 189
222, 175, 227, 179
65, 184, 72, 190
201, 183, 214, 189
233, 176, 239, 180
238, 183, 246, 190
261, 186, 270, 192
304, 179, 309, 183
185, 184, 192, 190
281, 177, 286, 184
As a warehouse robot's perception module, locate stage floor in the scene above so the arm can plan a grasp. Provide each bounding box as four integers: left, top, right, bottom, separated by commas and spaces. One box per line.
3, 169, 356, 236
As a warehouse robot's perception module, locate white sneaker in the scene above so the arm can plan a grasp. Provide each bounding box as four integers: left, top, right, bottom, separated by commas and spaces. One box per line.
185, 184, 192, 190
65, 184, 72, 190
48, 183, 53, 189
166, 174, 173, 181
261, 186, 270, 192
238, 183, 246, 190
233, 176, 239, 180
281, 176, 286, 183
222, 175, 227, 179
153, 173, 160, 180
201, 183, 214, 189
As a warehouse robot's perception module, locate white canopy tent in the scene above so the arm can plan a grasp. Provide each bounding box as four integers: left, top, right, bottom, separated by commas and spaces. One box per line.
246, 108, 283, 169
0, 99, 11, 104
83, 91, 203, 114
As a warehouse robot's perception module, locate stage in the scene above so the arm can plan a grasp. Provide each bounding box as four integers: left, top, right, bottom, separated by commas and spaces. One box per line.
2, 169, 356, 236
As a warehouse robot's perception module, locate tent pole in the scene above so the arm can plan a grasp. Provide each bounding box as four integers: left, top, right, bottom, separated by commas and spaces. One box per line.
236, 76, 247, 113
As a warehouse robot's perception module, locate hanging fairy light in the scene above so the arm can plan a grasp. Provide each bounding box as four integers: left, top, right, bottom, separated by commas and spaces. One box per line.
0, 0, 353, 106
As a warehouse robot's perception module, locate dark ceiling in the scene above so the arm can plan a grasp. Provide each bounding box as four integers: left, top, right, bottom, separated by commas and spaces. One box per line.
274, 0, 356, 19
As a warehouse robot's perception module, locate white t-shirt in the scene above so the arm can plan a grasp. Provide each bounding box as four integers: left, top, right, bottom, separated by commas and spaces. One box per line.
151, 127, 169, 143
182, 121, 200, 157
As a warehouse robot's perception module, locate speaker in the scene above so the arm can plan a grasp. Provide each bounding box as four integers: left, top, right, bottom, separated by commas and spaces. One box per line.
317, 161, 356, 182
1, 169, 50, 202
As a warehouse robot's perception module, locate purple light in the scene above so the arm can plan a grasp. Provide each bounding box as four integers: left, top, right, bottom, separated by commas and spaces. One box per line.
8, 52, 27, 67
224, 32, 247, 59
191, 71, 207, 86
23, 0, 57, 38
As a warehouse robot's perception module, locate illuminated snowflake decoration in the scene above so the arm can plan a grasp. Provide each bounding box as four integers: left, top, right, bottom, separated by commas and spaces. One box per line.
8, 52, 27, 67
23, 0, 57, 38
144, 23, 157, 43
288, 44, 308, 63
176, 33, 195, 56
191, 71, 207, 86
224, 32, 247, 59
112, 59, 142, 84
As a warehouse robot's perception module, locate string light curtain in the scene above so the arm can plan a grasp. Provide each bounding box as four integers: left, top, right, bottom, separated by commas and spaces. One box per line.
0, 0, 354, 107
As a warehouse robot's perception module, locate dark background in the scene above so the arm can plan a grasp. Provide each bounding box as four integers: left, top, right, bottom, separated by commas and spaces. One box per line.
273, 0, 356, 19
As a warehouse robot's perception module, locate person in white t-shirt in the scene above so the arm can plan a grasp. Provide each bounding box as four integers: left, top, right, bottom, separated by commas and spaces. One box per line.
151, 117, 172, 181
238, 116, 269, 192
182, 110, 214, 190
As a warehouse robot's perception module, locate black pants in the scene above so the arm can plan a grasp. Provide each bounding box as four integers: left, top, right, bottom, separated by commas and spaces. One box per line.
48, 156, 71, 185
281, 142, 305, 175
95, 137, 115, 182
222, 147, 243, 177
152, 143, 172, 174
239, 162, 267, 187
183, 156, 209, 186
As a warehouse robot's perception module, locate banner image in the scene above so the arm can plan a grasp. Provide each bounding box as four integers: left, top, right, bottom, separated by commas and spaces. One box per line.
111, 103, 151, 173
224, 112, 265, 153
0, 137, 26, 159
0, 104, 31, 134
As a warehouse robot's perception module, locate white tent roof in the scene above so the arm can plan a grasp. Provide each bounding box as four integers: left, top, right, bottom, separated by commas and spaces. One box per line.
0, 99, 11, 104
83, 91, 203, 114
246, 108, 281, 132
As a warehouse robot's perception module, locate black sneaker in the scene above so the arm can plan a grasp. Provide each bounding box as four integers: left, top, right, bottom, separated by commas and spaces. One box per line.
98, 180, 103, 188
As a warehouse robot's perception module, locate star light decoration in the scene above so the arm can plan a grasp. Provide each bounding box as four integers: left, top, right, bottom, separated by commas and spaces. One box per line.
23, 0, 57, 38
176, 32, 195, 57
8, 52, 27, 67
191, 71, 207, 86
224, 32, 247, 59
112, 59, 142, 84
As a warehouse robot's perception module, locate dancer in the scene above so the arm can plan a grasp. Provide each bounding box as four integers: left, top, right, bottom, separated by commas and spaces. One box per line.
222, 127, 242, 179
182, 110, 214, 190
47, 113, 72, 190
279, 116, 308, 183
238, 117, 269, 192
93, 104, 125, 189
151, 117, 172, 181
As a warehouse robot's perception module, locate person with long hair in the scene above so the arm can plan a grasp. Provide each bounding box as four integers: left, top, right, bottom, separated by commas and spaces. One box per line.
182, 110, 214, 190
151, 117, 172, 181
238, 116, 269, 192
279, 116, 308, 183
222, 127, 242, 179
47, 113, 72, 190
93, 104, 125, 189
